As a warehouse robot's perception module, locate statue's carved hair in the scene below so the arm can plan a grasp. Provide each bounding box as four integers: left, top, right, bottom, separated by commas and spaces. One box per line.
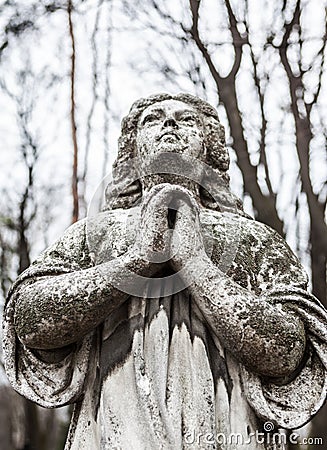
105, 93, 246, 216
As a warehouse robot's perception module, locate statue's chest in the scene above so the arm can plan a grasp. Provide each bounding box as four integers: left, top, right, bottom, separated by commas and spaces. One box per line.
88, 209, 258, 294
87, 209, 141, 263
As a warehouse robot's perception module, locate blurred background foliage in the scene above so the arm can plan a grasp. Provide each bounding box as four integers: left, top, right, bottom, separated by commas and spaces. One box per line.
0, 0, 326, 448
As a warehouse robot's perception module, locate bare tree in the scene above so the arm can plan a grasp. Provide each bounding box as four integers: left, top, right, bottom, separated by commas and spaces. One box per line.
68, 0, 80, 224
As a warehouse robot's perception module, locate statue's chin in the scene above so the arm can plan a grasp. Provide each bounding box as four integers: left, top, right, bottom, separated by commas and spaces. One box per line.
153, 142, 187, 154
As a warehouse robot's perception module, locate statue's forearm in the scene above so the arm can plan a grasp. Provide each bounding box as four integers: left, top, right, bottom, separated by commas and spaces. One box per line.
14, 253, 154, 350
185, 256, 306, 378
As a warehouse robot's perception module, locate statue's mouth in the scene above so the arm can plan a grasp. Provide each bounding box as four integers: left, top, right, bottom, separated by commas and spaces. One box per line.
157, 130, 180, 141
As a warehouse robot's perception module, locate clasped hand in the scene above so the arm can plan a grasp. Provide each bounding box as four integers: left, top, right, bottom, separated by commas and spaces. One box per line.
133, 183, 208, 272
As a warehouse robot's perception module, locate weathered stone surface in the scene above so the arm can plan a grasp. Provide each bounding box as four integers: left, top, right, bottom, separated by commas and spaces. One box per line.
3, 94, 327, 449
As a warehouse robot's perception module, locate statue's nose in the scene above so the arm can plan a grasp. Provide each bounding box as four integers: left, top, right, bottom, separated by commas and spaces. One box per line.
163, 117, 178, 128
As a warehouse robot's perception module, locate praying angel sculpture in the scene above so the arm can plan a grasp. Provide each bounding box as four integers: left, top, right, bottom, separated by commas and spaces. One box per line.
3, 94, 327, 450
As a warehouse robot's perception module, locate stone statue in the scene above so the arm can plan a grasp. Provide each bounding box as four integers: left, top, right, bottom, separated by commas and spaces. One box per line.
3, 93, 327, 449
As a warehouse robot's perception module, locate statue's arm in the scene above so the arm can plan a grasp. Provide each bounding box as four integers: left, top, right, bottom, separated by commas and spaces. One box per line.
12, 219, 155, 351
171, 204, 306, 378
184, 255, 305, 378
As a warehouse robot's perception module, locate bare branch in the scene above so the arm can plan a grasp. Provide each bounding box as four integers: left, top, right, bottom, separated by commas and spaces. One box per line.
68, 0, 79, 224
225, 0, 247, 77
102, 0, 113, 180
248, 46, 274, 197
278, 0, 327, 256
83, 0, 104, 186
304, 10, 327, 117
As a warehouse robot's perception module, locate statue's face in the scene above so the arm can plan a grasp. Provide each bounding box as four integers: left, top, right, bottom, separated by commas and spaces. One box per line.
136, 100, 205, 160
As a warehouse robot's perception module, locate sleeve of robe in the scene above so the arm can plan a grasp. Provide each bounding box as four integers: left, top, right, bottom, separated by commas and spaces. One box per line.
2, 219, 98, 409
241, 223, 327, 429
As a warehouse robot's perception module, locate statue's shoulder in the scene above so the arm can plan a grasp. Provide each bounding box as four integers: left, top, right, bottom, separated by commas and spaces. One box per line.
200, 208, 294, 264
28, 209, 137, 272
85, 207, 140, 263
200, 208, 274, 243
200, 209, 307, 291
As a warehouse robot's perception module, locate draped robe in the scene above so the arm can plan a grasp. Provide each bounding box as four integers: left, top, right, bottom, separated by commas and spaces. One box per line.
3, 207, 327, 449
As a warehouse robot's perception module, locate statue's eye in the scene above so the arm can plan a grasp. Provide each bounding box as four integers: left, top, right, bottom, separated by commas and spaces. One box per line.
180, 115, 196, 124
142, 114, 159, 125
